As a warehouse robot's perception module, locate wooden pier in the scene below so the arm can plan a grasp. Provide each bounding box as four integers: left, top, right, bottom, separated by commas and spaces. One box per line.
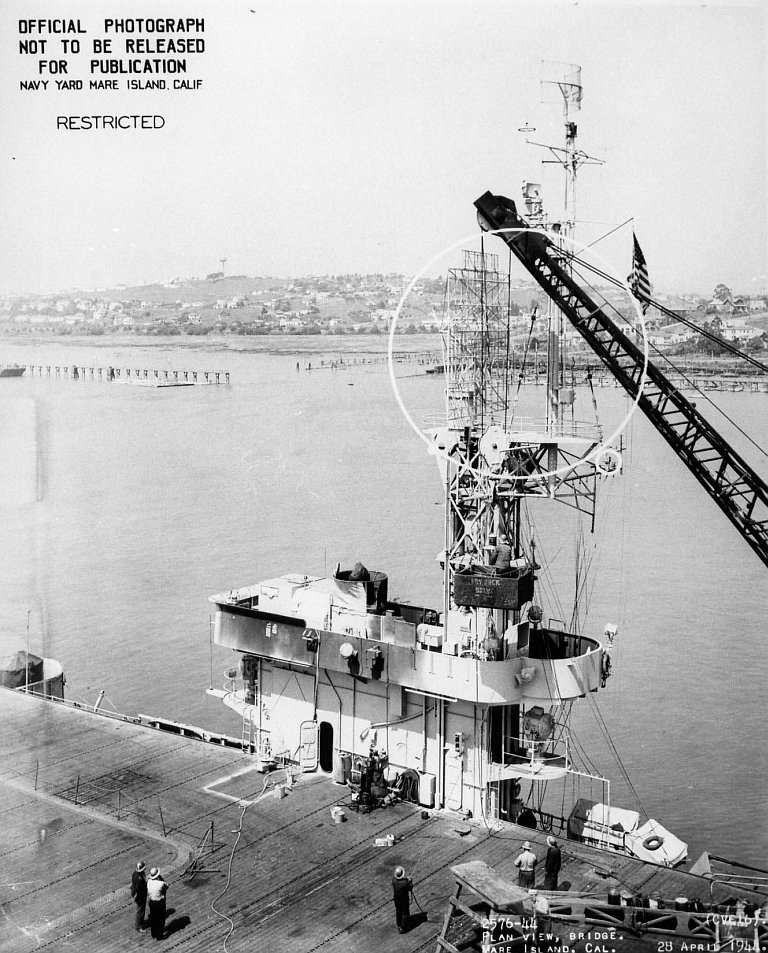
501, 369, 768, 393
584, 369, 768, 393
23, 364, 230, 385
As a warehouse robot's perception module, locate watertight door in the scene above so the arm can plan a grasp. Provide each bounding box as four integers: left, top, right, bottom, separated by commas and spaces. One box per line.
299, 721, 319, 772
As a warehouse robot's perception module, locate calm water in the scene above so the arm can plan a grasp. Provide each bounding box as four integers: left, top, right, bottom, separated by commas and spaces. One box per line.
1, 335, 766, 867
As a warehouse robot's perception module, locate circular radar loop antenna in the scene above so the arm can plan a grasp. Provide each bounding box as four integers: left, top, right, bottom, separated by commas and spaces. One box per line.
388, 226, 649, 483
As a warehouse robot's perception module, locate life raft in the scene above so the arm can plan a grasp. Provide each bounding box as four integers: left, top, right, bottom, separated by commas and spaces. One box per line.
642, 834, 664, 851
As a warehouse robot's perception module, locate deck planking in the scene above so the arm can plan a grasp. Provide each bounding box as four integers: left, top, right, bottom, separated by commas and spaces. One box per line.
0, 689, 763, 953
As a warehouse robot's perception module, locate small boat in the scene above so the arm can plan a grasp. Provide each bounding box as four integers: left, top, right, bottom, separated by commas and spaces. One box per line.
0, 364, 26, 378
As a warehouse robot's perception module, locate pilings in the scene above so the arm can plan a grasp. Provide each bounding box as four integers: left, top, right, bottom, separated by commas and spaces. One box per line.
586, 371, 768, 393
505, 369, 768, 393
24, 364, 230, 384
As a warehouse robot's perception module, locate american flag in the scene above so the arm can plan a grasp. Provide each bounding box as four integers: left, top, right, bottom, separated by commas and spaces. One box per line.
628, 232, 652, 314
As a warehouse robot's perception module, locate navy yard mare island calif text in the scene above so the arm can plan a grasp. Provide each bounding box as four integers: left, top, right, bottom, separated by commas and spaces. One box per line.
17, 17, 206, 98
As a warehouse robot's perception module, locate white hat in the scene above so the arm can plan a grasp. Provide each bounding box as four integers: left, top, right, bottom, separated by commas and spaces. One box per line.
522, 841, 532, 850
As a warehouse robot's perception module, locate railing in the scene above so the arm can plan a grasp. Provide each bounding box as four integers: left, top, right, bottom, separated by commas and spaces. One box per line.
0, 703, 245, 856
421, 412, 601, 441
529, 627, 598, 661
501, 728, 571, 771
545, 898, 767, 945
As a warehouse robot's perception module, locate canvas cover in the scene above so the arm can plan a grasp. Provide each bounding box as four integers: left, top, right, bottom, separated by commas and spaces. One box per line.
0, 651, 44, 689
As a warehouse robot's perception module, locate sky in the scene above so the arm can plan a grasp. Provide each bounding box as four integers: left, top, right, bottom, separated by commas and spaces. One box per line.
0, 0, 765, 297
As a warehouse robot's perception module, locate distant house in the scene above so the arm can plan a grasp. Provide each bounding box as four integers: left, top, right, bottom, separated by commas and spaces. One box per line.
648, 323, 694, 347
372, 308, 397, 323
719, 318, 761, 343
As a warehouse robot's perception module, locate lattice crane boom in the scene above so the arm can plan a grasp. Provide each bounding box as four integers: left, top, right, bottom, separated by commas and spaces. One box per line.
474, 191, 768, 568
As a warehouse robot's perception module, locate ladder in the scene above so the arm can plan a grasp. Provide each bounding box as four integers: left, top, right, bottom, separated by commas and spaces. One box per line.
241, 706, 254, 754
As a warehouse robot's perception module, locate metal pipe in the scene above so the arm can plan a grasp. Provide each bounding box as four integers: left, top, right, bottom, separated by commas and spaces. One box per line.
25, 610, 31, 693
324, 669, 343, 743
437, 697, 445, 808
312, 639, 321, 717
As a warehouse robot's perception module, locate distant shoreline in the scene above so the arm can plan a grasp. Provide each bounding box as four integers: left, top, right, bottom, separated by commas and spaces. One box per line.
2, 333, 759, 370
2, 332, 443, 357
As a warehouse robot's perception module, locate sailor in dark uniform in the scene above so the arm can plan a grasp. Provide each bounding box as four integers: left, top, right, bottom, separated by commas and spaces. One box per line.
392, 866, 413, 933
544, 835, 562, 890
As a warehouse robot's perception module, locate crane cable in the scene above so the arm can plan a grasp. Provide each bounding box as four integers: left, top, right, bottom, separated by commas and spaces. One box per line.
562, 252, 768, 463
509, 308, 539, 426
560, 245, 768, 375
582, 689, 650, 821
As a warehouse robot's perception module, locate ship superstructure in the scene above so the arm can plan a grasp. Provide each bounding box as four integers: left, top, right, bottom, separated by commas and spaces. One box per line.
208, 68, 695, 868
209, 252, 677, 862
208, 237, 684, 864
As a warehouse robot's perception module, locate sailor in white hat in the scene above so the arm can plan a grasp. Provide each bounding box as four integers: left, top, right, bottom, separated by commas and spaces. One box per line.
391, 866, 414, 934
514, 840, 538, 888
146, 867, 169, 939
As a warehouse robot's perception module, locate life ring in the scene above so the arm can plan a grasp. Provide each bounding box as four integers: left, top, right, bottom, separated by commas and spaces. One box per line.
643, 835, 664, 851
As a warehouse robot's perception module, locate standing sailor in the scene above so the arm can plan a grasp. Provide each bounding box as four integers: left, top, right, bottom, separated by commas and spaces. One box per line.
543, 835, 562, 890
130, 860, 147, 933
391, 866, 413, 934
514, 841, 538, 888
146, 867, 169, 940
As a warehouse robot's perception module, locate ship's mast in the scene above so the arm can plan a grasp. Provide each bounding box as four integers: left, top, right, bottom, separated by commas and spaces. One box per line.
535, 66, 585, 443
438, 247, 525, 672
426, 67, 628, 828
437, 64, 607, 652
524, 64, 603, 475
534, 63, 603, 238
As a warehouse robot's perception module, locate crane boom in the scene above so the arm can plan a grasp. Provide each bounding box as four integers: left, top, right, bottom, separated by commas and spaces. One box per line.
474, 191, 768, 568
